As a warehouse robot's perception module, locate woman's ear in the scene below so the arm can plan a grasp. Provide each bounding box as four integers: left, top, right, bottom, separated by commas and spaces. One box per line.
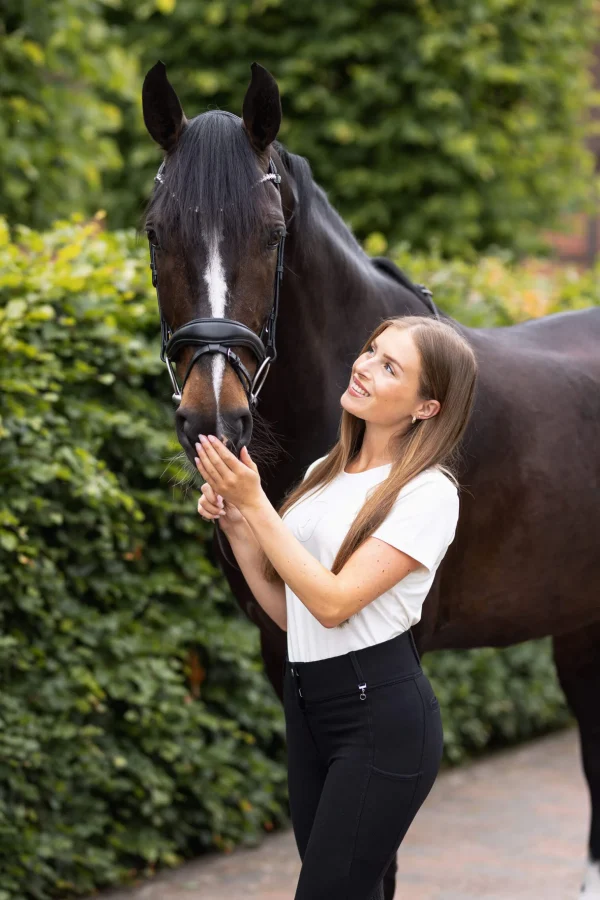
142, 60, 188, 152
417, 399, 441, 420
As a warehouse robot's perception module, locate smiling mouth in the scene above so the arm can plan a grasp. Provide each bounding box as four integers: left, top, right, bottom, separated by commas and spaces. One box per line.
348, 377, 370, 398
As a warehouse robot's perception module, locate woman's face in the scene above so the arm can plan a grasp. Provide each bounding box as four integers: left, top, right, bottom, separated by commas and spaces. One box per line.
340, 327, 435, 427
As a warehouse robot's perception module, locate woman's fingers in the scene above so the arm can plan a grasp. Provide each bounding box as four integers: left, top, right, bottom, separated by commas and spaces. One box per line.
201, 482, 223, 506
199, 492, 221, 513
198, 476, 226, 521
198, 495, 225, 520
201, 483, 225, 515
198, 502, 224, 521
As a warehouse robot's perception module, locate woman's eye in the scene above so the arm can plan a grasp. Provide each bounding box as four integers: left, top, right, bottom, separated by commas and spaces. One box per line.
367, 345, 394, 374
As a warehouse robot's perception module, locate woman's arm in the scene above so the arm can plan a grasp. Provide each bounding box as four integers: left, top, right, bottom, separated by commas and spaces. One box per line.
195, 436, 420, 629
223, 523, 288, 632
239, 494, 420, 628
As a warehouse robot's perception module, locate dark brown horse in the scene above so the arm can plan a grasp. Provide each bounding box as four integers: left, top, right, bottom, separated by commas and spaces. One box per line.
142, 61, 600, 898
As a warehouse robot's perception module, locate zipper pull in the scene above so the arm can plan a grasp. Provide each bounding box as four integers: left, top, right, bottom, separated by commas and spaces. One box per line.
358, 682, 367, 700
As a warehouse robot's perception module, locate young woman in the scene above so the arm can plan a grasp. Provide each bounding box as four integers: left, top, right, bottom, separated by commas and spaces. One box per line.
194, 315, 478, 900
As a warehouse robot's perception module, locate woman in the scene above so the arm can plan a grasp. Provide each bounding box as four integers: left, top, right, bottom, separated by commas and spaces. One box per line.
194, 315, 478, 900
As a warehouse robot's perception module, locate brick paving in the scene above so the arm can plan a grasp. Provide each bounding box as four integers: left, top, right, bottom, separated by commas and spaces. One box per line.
94, 727, 588, 900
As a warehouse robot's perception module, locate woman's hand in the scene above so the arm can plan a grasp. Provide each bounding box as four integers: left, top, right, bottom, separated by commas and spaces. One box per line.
197, 481, 247, 534
194, 434, 264, 515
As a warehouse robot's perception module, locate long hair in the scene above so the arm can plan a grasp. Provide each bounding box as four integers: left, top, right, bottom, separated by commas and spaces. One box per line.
261, 316, 478, 626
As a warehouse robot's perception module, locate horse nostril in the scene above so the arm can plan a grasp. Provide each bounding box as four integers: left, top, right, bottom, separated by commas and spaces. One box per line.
175, 406, 253, 460
175, 407, 207, 453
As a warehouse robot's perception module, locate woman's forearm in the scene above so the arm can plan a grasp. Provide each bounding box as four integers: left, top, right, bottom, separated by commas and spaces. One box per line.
239, 492, 339, 627
225, 525, 288, 631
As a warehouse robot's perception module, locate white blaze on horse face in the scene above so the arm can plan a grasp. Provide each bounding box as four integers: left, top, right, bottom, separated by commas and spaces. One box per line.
203, 230, 228, 420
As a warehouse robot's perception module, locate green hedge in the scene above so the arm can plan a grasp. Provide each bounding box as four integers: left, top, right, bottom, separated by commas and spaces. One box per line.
2, 0, 597, 255
424, 641, 571, 764
0, 216, 585, 897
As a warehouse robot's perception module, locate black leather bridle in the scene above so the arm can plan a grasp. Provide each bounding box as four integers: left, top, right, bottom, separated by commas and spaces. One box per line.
149, 157, 286, 407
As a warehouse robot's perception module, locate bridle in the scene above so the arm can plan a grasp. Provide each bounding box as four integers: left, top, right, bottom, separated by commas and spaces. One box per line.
148, 155, 439, 409
148, 156, 286, 408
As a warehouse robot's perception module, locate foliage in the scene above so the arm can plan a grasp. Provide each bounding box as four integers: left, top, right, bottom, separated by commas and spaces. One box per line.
1, 0, 598, 255
0, 215, 287, 898
1, 216, 594, 895
0, 0, 137, 228
424, 640, 571, 765
386, 240, 600, 326
113, 0, 597, 256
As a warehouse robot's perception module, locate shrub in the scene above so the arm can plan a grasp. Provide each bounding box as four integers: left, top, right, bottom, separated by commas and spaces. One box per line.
425, 640, 571, 765
388, 241, 600, 326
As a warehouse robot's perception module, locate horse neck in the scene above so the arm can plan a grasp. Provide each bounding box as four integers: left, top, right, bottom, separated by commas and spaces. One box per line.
278, 193, 429, 370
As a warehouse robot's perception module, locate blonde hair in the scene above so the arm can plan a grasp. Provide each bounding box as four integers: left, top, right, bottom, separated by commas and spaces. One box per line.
262, 316, 478, 625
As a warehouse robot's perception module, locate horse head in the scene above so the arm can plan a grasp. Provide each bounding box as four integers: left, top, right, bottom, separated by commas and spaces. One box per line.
142, 61, 295, 464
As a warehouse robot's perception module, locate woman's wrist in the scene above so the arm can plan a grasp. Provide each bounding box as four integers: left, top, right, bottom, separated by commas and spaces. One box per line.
238, 487, 270, 520
221, 517, 253, 544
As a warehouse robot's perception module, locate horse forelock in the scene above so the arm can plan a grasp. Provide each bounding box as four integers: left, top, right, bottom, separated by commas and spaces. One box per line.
146, 110, 271, 253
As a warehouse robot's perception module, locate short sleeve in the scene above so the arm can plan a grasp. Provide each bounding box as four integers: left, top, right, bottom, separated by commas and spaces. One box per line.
303, 455, 328, 481
370, 475, 459, 573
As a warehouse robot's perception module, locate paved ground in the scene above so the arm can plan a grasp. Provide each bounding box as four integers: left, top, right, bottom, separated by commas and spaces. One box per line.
94, 727, 589, 900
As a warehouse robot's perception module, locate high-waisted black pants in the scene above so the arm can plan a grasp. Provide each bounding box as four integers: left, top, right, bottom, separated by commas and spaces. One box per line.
284, 629, 443, 900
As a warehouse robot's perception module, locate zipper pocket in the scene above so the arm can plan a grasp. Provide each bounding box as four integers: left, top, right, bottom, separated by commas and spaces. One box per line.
306, 668, 422, 705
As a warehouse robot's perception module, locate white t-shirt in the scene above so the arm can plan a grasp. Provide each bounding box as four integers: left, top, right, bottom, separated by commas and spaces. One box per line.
282, 456, 459, 662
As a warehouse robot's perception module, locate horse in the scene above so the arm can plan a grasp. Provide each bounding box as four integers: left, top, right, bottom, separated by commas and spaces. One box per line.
141, 60, 600, 898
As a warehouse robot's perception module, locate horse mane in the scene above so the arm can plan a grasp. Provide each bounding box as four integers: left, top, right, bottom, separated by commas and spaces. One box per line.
272, 141, 315, 238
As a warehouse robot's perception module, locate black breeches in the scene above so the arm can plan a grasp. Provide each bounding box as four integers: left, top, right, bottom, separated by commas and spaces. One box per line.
284, 629, 443, 900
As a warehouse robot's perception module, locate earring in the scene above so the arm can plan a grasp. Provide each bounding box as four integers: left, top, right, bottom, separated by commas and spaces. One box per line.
412, 415, 417, 424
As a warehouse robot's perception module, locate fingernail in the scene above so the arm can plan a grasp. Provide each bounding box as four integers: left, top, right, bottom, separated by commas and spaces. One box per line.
194, 456, 200, 466
208, 434, 216, 442
195, 443, 201, 454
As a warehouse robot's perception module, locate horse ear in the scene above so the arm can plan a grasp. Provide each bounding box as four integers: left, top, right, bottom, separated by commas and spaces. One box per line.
142, 61, 187, 152
242, 62, 282, 153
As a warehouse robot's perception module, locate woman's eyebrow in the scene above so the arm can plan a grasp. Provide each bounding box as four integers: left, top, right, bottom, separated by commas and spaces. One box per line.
372, 339, 404, 371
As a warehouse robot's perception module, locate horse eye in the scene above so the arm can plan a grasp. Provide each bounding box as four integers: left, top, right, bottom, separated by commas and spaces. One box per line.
146, 227, 158, 246
268, 227, 286, 248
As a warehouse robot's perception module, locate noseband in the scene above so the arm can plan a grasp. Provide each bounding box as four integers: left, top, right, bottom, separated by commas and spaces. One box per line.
149, 157, 286, 408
